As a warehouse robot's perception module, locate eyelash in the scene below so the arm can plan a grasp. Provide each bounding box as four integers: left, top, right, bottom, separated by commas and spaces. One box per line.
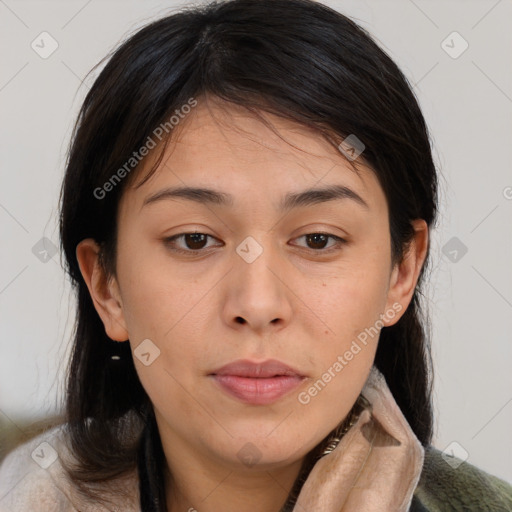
163, 232, 347, 256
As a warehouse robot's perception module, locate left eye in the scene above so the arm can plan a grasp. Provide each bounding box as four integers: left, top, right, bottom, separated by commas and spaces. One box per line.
292, 233, 346, 251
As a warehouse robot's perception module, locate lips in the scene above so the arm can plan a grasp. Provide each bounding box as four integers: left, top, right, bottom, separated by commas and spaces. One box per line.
209, 359, 306, 405
211, 359, 305, 378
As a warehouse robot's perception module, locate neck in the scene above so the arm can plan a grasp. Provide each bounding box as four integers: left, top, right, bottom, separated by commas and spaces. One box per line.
163, 443, 305, 512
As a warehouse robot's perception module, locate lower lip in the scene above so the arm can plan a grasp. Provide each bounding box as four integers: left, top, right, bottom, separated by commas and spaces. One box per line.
211, 375, 305, 405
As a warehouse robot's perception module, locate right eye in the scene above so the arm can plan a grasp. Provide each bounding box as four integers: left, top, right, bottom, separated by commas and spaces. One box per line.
163, 232, 223, 254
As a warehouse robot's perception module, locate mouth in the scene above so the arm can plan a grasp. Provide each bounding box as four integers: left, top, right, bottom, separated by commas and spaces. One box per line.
208, 359, 306, 405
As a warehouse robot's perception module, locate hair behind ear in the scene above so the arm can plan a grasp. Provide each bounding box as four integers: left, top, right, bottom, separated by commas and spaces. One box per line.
375, 291, 433, 443
138, 404, 167, 512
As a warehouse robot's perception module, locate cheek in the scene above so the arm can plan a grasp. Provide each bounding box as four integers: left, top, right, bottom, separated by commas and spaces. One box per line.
297, 246, 391, 403
116, 237, 198, 339
295, 275, 385, 438
306, 255, 391, 342
122, 279, 209, 378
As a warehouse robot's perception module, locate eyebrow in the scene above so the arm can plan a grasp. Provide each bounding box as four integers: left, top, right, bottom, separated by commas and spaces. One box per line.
141, 184, 369, 211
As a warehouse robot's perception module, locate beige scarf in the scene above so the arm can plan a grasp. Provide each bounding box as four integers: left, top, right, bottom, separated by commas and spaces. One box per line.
292, 366, 425, 511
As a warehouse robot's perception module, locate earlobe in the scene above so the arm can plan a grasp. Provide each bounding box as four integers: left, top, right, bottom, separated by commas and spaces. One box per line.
75, 238, 129, 342
383, 220, 429, 327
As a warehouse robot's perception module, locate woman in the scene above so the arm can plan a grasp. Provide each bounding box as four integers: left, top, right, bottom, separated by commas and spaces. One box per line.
0, 0, 511, 510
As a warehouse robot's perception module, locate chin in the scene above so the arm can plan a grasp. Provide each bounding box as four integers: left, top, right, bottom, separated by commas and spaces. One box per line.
218, 433, 313, 470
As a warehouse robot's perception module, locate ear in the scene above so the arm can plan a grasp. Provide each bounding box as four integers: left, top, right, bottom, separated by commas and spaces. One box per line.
382, 219, 429, 327
75, 238, 129, 342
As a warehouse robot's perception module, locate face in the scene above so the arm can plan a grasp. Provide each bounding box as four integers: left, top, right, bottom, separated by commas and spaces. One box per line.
79, 97, 421, 476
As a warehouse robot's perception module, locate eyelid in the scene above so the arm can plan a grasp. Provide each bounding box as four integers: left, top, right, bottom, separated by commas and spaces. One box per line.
290, 233, 347, 252
163, 232, 222, 254
163, 231, 347, 256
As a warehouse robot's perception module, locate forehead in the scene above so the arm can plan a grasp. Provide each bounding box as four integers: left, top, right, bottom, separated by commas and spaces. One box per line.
121, 98, 385, 214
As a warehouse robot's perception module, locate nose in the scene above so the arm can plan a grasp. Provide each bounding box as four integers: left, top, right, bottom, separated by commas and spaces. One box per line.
222, 237, 293, 335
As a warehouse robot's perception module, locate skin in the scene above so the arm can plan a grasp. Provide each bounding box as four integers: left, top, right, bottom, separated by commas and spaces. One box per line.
76, 96, 428, 512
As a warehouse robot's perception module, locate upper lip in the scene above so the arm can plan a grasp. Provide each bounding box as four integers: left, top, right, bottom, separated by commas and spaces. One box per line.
210, 359, 305, 378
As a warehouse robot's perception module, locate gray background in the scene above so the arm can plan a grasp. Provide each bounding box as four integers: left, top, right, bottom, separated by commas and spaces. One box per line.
1, 0, 511, 481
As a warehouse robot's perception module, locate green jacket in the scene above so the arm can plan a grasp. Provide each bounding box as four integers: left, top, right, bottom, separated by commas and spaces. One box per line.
411, 445, 512, 511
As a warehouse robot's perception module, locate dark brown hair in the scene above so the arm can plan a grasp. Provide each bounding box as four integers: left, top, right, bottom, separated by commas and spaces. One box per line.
58, 0, 438, 510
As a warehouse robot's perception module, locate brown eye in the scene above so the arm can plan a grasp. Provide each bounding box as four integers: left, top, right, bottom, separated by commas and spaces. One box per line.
293, 233, 346, 252
306, 233, 329, 249
164, 232, 221, 254
182, 233, 208, 250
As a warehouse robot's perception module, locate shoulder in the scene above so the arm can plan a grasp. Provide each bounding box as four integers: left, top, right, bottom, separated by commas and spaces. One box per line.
411, 444, 512, 511
0, 424, 140, 512
0, 424, 76, 511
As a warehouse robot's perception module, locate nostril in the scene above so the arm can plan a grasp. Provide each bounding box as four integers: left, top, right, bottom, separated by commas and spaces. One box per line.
235, 317, 245, 324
